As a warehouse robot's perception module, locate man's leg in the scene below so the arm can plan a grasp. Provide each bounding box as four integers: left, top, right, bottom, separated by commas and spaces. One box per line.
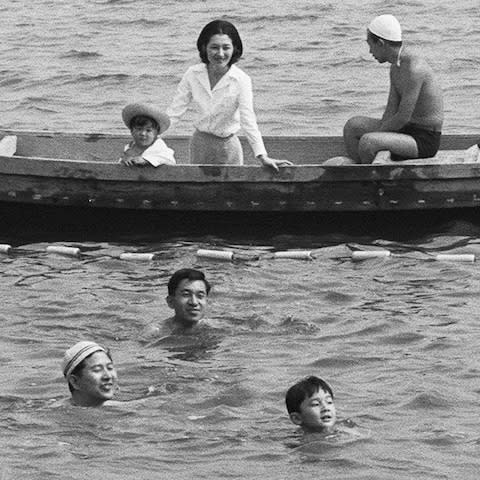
343, 116, 382, 163
358, 132, 418, 164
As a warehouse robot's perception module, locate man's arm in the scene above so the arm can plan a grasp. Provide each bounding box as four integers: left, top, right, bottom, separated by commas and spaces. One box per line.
381, 76, 399, 123
380, 60, 424, 131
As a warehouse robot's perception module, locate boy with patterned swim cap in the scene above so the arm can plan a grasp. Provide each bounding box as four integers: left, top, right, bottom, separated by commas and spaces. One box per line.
342, 14, 444, 164
119, 103, 176, 167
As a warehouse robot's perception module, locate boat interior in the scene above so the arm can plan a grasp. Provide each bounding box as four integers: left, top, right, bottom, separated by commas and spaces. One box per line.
0, 130, 477, 165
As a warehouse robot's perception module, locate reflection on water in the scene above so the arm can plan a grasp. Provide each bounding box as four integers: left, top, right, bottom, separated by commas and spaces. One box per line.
144, 325, 226, 362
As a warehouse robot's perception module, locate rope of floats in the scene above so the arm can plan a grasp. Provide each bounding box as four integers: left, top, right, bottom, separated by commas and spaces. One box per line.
0, 244, 476, 263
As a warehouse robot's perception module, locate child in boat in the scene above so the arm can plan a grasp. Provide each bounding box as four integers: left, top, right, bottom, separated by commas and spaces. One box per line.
62, 341, 118, 407
120, 103, 176, 167
286, 375, 337, 433
166, 19, 292, 171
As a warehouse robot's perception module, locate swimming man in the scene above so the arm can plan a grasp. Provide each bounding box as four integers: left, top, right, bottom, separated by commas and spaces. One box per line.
142, 268, 211, 339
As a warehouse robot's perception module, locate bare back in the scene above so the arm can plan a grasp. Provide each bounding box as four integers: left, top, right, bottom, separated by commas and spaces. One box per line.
390, 48, 444, 130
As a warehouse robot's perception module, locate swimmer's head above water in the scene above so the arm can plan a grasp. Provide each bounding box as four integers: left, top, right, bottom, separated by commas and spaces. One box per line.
285, 375, 337, 432
166, 269, 211, 327
62, 341, 118, 407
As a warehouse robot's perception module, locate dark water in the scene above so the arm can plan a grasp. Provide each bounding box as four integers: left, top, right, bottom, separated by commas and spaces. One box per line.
2, 0, 480, 478
2, 207, 480, 479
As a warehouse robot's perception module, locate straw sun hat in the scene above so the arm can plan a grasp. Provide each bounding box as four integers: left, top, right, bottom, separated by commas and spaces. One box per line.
122, 103, 171, 134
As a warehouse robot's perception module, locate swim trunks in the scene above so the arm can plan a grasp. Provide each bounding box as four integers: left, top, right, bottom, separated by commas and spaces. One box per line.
393, 123, 441, 160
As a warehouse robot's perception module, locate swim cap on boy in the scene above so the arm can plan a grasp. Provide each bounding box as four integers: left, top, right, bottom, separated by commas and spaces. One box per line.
368, 14, 402, 42
62, 341, 107, 379
122, 103, 171, 134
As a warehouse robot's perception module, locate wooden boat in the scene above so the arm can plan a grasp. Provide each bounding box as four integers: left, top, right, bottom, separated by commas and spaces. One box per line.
0, 129, 479, 213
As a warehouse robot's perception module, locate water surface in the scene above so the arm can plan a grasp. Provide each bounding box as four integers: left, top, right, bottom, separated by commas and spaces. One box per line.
1, 1, 480, 478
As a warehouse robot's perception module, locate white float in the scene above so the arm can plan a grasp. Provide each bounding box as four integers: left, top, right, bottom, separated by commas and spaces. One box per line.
46, 246, 81, 257
119, 252, 155, 261
196, 249, 234, 261
351, 250, 391, 261
435, 253, 475, 263
274, 250, 313, 260
0, 244, 12, 254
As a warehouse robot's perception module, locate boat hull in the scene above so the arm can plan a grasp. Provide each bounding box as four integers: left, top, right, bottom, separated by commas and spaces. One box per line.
0, 130, 479, 213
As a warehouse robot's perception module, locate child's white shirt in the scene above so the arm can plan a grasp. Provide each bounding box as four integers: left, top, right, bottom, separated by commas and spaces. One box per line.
123, 138, 176, 166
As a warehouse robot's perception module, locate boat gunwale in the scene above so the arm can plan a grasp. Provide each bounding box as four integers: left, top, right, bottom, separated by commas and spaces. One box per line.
2, 154, 480, 184
0, 129, 479, 184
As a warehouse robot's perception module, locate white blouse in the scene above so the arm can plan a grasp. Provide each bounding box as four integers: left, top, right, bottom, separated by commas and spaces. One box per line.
167, 63, 267, 158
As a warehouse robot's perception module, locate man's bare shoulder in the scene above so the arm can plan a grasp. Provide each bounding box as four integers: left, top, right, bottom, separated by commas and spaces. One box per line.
140, 318, 174, 340
399, 49, 433, 76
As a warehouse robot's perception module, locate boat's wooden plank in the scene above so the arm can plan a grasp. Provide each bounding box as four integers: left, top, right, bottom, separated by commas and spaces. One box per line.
0, 130, 478, 212
2, 172, 480, 212
2, 154, 480, 182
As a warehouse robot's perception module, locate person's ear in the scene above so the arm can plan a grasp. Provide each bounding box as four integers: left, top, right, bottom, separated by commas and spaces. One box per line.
166, 295, 174, 309
69, 375, 80, 391
289, 412, 303, 426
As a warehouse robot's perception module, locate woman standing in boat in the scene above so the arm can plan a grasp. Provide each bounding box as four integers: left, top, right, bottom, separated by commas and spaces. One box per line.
166, 19, 292, 171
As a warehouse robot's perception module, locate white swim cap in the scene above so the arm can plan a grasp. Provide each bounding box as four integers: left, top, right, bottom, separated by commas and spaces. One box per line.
368, 14, 402, 42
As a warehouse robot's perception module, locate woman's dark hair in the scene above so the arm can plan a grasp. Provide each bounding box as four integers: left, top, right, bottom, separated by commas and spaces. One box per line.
197, 20, 243, 66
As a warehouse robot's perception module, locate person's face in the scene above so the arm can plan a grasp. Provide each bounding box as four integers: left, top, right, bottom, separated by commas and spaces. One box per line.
366, 34, 386, 63
294, 388, 337, 432
167, 279, 208, 325
206, 34, 234, 70
71, 351, 118, 405
131, 120, 158, 149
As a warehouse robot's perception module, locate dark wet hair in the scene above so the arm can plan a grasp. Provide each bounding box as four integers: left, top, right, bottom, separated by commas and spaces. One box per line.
68, 349, 113, 394
130, 115, 160, 132
197, 19, 243, 66
285, 376, 333, 414
367, 29, 402, 48
167, 268, 211, 296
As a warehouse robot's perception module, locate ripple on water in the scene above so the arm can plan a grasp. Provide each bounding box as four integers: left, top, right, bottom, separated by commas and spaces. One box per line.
403, 392, 452, 410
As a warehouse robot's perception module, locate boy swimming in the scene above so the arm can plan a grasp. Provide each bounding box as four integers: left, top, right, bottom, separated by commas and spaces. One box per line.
285, 375, 337, 433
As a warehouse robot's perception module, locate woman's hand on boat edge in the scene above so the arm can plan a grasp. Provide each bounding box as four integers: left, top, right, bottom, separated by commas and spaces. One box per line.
258, 155, 293, 172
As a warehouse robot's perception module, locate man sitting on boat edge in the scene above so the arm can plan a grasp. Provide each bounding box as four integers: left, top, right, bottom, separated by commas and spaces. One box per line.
333, 14, 444, 165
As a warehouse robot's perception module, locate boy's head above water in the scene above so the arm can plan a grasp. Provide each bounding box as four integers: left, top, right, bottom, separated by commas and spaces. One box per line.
285, 375, 337, 432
